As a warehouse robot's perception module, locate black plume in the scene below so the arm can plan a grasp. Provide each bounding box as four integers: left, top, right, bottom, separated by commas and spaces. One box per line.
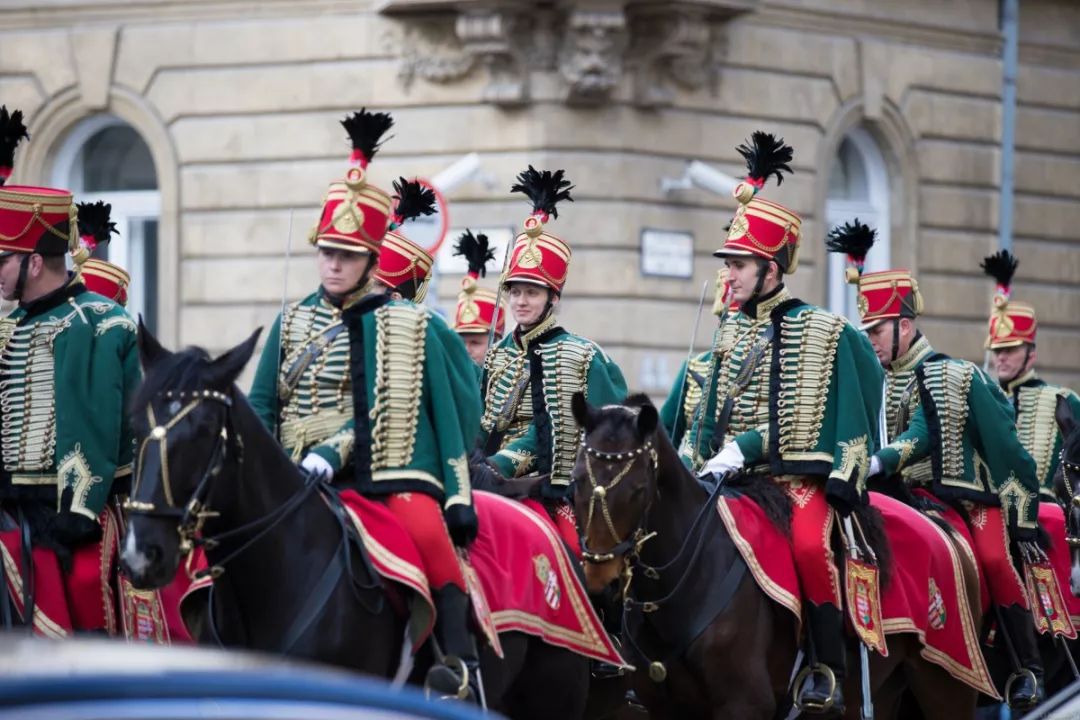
453, 229, 495, 277
981, 250, 1019, 288
392, 177, 437, 224
510, 166, 574, 219
736, 131, 794, 186
341, 109, 394, 162
76, 201, 118, 246
825, 219, 876, 262
0, 106, 29, 170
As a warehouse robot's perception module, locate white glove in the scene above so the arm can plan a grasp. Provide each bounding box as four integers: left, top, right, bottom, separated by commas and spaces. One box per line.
868, 455, 882, 477
700, 441, 745, 479
301, 453, 334, 481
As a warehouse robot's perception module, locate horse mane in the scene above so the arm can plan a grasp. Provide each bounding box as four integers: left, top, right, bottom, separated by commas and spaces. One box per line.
130, 346, 215, 415
723, 474, 792, 537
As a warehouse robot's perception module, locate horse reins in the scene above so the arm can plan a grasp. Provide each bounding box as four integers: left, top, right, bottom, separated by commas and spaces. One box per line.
1059, 448, 1080, 548
579, 435, 659, 570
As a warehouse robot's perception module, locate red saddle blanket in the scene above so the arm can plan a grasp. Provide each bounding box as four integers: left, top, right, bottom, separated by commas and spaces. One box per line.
0, 506, 190, 642
1038, 502, 1080, 631
717, 490, 997, 698
181, 489, 626, 667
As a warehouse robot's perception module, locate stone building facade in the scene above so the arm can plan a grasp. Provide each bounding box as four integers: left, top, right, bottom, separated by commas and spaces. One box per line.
1, 0, 1078, 391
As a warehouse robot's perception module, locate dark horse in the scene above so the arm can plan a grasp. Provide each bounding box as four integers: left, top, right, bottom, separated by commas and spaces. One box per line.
119, 323, 588, 719
570, 392, 982, 719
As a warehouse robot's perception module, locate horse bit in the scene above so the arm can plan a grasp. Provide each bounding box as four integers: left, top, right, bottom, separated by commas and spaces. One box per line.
124, 389, 235, 572
578, 433, 659, 594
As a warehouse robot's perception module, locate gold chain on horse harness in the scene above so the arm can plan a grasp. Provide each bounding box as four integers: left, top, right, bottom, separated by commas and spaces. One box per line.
125, 389, 232, 560
579, 434, 660, 598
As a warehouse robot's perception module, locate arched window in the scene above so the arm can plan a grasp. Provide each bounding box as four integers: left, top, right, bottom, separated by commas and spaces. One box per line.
51, 115, 160, 331
825, 127, 890, 322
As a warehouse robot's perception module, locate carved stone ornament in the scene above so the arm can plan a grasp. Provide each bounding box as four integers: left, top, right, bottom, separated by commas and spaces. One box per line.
627, 4, 716, 108
558, 9, 629, 105
381, 0, 753, 107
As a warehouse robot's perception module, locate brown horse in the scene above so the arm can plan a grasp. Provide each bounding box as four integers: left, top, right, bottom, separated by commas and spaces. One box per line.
570, 393, 982, 720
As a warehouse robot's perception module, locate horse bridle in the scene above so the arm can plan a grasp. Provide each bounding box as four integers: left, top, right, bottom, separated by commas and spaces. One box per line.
578, 433, 659, 586
1059, 448, 1080, 549
125, 389, 235, 561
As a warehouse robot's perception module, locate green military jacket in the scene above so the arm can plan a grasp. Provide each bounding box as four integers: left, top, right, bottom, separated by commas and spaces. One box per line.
878, 334, 937, 487
660, 350, 713, 450
679, 286, 883, 508
877, 350, 1040, 537
250, 289, 481, 508
0, 277, 139, 520
478, 313, 627, 499
1002, 369, 1080, 500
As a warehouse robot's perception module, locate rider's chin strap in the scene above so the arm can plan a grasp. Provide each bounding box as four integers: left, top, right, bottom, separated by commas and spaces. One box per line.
1002, 344, 1034, 387
890, 318, 901, 364
13, 254, 30, 303
740, 259, 770, 317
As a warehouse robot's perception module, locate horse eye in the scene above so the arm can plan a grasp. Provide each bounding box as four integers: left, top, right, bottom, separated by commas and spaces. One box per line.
168, 400, 182, 415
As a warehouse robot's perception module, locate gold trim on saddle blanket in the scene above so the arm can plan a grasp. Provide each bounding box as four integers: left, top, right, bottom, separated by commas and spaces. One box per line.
484, 494, 628, 666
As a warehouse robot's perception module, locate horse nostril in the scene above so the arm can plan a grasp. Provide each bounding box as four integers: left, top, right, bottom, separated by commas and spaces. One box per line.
145, 544, 163, 564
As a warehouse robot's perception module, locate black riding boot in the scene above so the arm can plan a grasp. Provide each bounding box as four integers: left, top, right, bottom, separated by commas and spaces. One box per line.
796, 603, 846, 716
998, 604, 1045, 711
425, 586, 481, 704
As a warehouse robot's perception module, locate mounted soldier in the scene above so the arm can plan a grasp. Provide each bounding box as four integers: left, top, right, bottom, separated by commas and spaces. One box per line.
661, 267, 735, 449
477, 167, 628, 551
681, 132, 884, 715
829, 224, 1046, 710
982, 250, 1080, 500
451, 229, 505, 369
248, 109, 485, 701
0, 177, 140, 636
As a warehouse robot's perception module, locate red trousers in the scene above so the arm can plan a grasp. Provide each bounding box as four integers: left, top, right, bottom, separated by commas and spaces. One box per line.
777, 478, 842, 608
383, 493, 466, 592
963, 504, 1028, 609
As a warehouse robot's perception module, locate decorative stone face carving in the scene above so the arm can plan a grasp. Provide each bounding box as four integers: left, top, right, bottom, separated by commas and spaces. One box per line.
558, 9, 628, 105
382, 0, 751, 107
627, 5, 716, 108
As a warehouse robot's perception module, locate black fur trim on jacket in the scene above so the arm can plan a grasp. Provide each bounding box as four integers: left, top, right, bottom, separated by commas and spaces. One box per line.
342, 293, 392, 490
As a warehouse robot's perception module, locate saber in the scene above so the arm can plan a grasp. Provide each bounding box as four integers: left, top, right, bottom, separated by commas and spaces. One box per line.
487, 235, 514, 351
273, 209, 295, 439
669, 280, 710, 445
843, 516, 875, 720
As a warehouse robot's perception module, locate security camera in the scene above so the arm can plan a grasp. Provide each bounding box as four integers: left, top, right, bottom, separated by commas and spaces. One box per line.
431, 153, 497, 194
660, 160, 739, 197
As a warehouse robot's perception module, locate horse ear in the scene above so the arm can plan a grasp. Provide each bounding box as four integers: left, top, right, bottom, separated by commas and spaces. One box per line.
571, 391, 598, 432
636, 404, 658, 439
1056, 393, 1078, 438
208, 327, 263, 388
137, 315, 172, 370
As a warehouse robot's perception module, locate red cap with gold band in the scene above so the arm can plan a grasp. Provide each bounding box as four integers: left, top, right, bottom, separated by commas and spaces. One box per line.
73, 200, 130, 304
82, 258, 131, 305
310, 110, 395, 255
452, 229, 506, 336
826, 219, 922, 330
982, 250, 1035, 348
714, 132, 801, 274
374, 178, 437, 302
0, 185, 77, 256
0, 106, 29, 187
503, 166, 574, 294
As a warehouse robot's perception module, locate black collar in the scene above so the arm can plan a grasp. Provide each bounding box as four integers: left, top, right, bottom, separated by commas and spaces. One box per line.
19, 273, 84, 320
